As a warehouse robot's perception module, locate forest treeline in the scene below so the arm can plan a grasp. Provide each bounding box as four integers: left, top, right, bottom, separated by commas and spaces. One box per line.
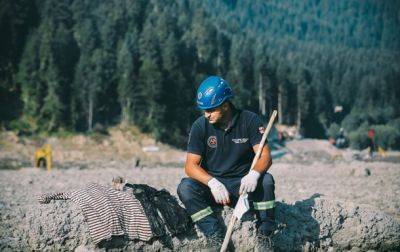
1, 0, 400, 149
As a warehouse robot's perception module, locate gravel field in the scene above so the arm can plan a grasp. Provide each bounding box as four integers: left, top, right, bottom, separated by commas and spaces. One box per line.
1, 138, 399, 250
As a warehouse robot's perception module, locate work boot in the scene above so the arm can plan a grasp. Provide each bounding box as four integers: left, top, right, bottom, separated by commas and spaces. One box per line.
200, 233, 224, 252
254, 233, 274, 252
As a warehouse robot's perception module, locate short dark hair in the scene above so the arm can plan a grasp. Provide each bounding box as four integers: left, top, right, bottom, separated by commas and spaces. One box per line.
226, 100, 235, 110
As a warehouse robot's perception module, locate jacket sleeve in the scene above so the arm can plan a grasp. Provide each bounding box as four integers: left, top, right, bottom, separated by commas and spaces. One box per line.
187, 121, 205, 155
248, 114, 267, 147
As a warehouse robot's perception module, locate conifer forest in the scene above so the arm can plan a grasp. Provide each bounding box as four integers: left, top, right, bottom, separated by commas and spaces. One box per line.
1, 0, 399, 149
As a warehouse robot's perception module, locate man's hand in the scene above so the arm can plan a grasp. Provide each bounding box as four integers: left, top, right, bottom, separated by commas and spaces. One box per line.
239, 170, 260, 194
207, 178, 230, 205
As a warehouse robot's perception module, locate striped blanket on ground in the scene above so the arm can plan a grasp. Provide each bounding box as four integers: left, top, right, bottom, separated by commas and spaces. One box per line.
38, 183, 153, 244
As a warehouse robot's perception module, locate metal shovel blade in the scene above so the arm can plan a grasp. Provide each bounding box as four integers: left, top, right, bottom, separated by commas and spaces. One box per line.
233, 193, 250, 219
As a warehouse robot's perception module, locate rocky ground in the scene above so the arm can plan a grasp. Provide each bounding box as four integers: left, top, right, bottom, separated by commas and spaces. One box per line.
0, 131, 399, 251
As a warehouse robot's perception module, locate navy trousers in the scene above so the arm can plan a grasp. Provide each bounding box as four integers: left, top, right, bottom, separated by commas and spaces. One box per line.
177, 173, 275, 237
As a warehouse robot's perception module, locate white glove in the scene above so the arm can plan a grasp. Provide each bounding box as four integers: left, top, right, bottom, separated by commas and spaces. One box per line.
207, 178, 230, 204
239, 170, 261, 194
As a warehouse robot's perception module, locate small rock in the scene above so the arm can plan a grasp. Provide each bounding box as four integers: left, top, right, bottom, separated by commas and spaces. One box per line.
364, 168, 371, 177
132, 157, 140, 168
303, 241, 312, 251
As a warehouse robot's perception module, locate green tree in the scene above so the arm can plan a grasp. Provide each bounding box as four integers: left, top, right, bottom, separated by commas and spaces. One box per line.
137, 15, 165, 137
117, 32, 140, 124
226, 37, 257, 110
16, 32, 42, 132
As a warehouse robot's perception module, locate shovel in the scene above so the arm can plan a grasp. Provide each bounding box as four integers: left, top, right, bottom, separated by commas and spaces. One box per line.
220, 110, 277, 252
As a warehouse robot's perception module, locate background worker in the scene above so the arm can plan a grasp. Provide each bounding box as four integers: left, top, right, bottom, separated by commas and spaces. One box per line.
367, 128, 376, 158
177, 76, 276, 250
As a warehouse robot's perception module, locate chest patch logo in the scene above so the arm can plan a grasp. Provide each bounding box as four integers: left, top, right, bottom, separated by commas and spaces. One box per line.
207, 136, 217, 148
232, 138, 249, 144
259, 127, 265, 134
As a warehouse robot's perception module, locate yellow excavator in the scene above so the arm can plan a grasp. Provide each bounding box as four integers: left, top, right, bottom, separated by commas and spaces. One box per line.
34, 144, 52, 170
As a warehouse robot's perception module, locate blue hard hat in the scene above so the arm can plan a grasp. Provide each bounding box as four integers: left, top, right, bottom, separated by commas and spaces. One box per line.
196, 76, 234, 110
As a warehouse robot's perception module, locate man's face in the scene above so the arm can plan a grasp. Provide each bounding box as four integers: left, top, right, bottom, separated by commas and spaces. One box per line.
203, 106, 223, 124
203, 104, 227, 124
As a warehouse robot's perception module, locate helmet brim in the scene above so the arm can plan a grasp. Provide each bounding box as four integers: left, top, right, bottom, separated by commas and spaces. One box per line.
197, 96, 233, 110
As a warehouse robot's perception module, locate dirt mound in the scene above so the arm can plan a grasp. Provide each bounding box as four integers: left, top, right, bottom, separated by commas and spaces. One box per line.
0, 128, 186, 170
275, 196, 400, 251
2, 193, 398, 251
282, 139, 345, 164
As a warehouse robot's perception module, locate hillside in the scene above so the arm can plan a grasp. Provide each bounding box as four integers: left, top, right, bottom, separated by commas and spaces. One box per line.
0, 0, 399, 149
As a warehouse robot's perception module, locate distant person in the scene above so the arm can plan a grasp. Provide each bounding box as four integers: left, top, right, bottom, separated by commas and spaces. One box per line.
335, 128, 347, 149
367, 129, 376, 158
177, 76, 275, 251
278, 131, 285, 144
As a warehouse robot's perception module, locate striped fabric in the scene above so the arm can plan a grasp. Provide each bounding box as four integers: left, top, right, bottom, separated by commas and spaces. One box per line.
38, 192, 69, 203
38, 183, 153, 244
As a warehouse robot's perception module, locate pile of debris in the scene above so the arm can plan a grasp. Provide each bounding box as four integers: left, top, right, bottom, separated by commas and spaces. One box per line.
281, 139, 344, 164
2, 187, 399, 251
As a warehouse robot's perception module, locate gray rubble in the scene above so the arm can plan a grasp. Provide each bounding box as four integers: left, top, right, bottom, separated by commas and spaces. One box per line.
1, 192, 399, 251
1, 138, 400, 251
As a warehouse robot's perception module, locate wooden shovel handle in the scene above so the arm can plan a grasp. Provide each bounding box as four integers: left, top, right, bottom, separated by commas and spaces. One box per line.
250, 110, 278, 170
220, 216, 237, 252
220, 110, 278, 252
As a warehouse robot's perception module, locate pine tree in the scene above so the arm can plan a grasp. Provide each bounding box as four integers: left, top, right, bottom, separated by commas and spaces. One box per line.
137, 14, 165, 137
16, 32, 42, 131
117, 32, 140, 125
226, 37, 257, 110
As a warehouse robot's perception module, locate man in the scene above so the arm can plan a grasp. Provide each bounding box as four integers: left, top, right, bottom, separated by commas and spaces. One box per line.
177, 76, 276, 250
367, 128, 376, 159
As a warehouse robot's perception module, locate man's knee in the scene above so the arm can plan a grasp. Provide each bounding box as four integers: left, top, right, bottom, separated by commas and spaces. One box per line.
261, 173, 275, 188
177, 178, 201, 202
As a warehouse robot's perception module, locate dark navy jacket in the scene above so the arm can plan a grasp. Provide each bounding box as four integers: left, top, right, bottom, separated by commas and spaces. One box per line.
187, 109, 265, 178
